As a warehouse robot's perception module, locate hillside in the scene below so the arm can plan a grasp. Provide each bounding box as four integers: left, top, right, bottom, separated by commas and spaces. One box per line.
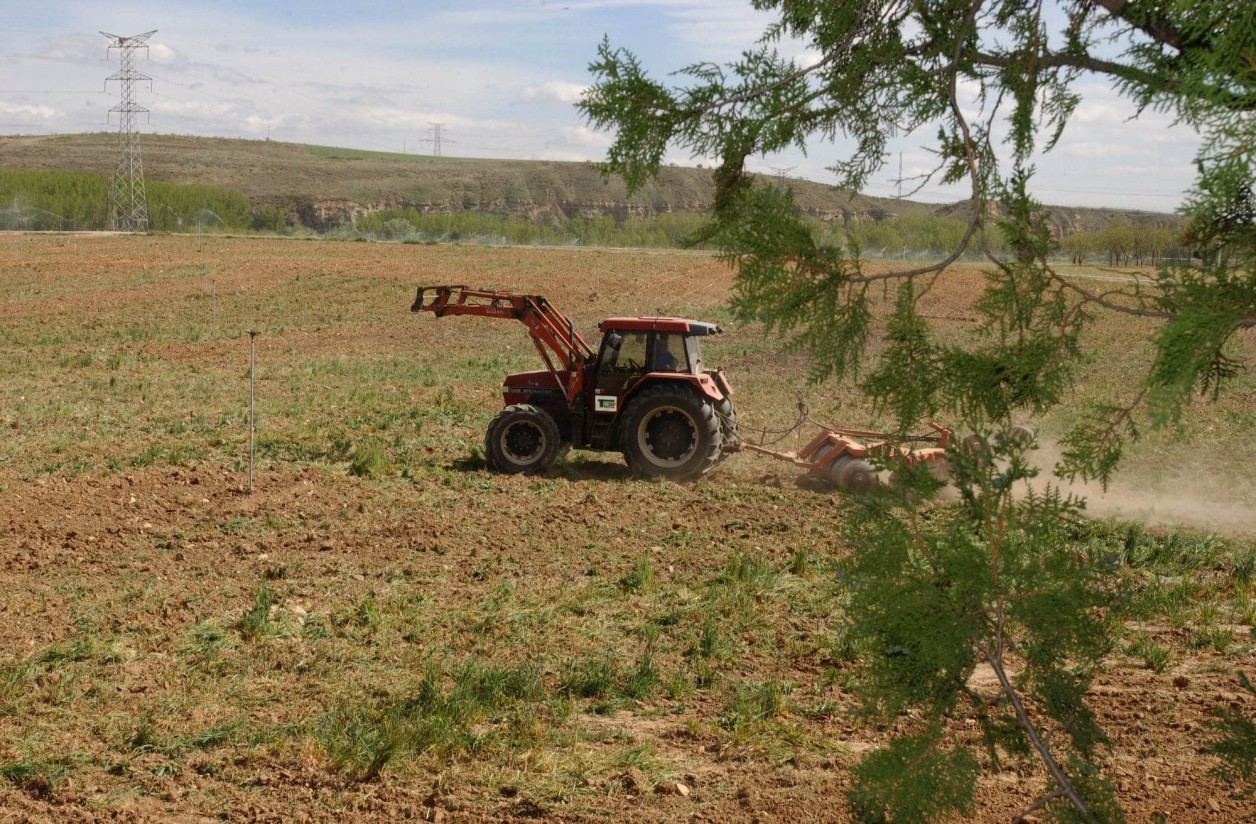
0, 132, 1178, 235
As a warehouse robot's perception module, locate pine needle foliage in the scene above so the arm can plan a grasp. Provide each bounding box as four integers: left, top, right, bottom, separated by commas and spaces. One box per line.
581, 1, 1255, 820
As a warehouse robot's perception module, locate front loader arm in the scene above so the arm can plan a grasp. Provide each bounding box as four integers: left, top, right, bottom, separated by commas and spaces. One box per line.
411, 284, 594, 404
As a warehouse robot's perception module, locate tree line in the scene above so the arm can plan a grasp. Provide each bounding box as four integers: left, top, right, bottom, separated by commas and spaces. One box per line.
2, 170, 1191, 265
0, 170, 251, 232
352, 205, 1191, 264
1059, 220, 1189, 266
348, 206, 712, 248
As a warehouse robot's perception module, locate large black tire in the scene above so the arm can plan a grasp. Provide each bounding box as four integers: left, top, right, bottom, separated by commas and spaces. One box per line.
714, 396, 738, 464
484, 404, 561, 475
621, 384, 722, 482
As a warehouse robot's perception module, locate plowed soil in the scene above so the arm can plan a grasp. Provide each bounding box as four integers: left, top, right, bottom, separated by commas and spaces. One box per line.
1, 234, 1253, 823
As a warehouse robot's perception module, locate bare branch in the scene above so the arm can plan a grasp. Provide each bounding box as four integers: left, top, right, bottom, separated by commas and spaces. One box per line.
1045, 262, 1173, 320
972, 49, 1171, 97
977, 643, 1093, 820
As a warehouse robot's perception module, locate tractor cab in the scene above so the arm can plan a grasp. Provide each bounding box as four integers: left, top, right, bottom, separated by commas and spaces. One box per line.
592, 318, 724, 408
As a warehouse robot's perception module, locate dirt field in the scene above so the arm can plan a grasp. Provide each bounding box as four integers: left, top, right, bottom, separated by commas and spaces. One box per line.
1, 233, 1253, 822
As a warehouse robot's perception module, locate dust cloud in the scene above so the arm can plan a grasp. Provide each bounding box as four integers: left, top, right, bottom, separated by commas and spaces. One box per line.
1025, 440, 1256, 537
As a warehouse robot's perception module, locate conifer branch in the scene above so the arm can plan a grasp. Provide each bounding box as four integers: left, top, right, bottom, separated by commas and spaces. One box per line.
978, 642, 1093, 820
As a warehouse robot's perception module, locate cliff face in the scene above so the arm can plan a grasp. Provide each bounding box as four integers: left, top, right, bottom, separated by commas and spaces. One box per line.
291, 193, 1180, 235
930, 200, 1181, 239
292, 197, 711, 232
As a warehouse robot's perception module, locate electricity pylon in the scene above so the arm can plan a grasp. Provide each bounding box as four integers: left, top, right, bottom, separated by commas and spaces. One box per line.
429, 122, 454, 157
101, 30, 156, 232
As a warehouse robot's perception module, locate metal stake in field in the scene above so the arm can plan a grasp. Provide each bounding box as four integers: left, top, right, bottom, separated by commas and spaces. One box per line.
248, 330, 257, 493
101, 30, 156, 233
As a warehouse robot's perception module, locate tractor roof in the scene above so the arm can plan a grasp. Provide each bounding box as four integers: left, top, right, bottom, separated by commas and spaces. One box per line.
599, 317, 723, 335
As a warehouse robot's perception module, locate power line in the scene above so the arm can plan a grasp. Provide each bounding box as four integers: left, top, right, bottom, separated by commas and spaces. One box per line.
767, 164, 795, 188
101, 29, 156, 232
0, 90, 109, 95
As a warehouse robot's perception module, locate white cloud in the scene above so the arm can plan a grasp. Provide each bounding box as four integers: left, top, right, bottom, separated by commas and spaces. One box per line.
37, 35, 101, 64
148, 43, 182, 65
521, 81, 588, 105
564, 125, 613, 149
242, 114, 282, 135
0, 101, 57, 120
792, 49, 824, 70
658, 0, 774, 58
1057, 141, 1158, 160
357, 106, 446, 131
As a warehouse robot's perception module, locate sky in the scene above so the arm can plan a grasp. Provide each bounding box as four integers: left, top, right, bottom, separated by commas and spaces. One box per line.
0, 1, 1203, 213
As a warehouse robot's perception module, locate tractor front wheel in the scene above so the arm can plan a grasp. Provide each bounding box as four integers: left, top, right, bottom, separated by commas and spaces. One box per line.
622, 384, 722, 482
485, 404, 562, 475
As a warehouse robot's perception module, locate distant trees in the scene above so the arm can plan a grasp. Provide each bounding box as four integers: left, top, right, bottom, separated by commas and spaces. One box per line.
0, 171, 250, 232
349, 206, 715, 248
251, 205, 289, 234
846, 215, 1192, 265
344, 203, 1179, 260
1059, 224, 1185, 267
146, 181, 250, 232
0, 171, 108, 230
1091, 221, 1184, 266
1060, 230, 1100, 264
847, 214, 992, 258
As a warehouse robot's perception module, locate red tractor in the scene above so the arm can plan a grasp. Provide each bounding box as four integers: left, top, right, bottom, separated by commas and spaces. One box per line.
411, 285, 738, 481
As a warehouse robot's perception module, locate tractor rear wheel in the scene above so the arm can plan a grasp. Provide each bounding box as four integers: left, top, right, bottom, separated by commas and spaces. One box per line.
714, 396, 738, 464
485, 404, 561, 475
622, 384, 722, 482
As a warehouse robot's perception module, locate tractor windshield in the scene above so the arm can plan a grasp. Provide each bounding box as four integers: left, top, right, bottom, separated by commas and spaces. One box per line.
600, 331, 648, 373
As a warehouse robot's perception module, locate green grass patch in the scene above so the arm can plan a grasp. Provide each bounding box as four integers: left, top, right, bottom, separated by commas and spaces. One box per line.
315, 657, 548, 781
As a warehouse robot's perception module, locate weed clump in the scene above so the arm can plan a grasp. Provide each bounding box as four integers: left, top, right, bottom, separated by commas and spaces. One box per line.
316, 658, 545, 781
0, 662, 29, 715
0, 758, 69, 799
235, 587, 276, 641
349, 443, 392, 478
619, 556, 654, 593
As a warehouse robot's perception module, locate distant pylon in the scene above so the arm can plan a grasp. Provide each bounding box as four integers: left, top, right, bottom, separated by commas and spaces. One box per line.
429, 122, 454, 157
101, 30, 156, 232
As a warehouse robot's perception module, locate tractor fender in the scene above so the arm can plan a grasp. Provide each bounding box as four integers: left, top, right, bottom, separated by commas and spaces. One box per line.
709, 368, 734, 400
622, 372, 725, 407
